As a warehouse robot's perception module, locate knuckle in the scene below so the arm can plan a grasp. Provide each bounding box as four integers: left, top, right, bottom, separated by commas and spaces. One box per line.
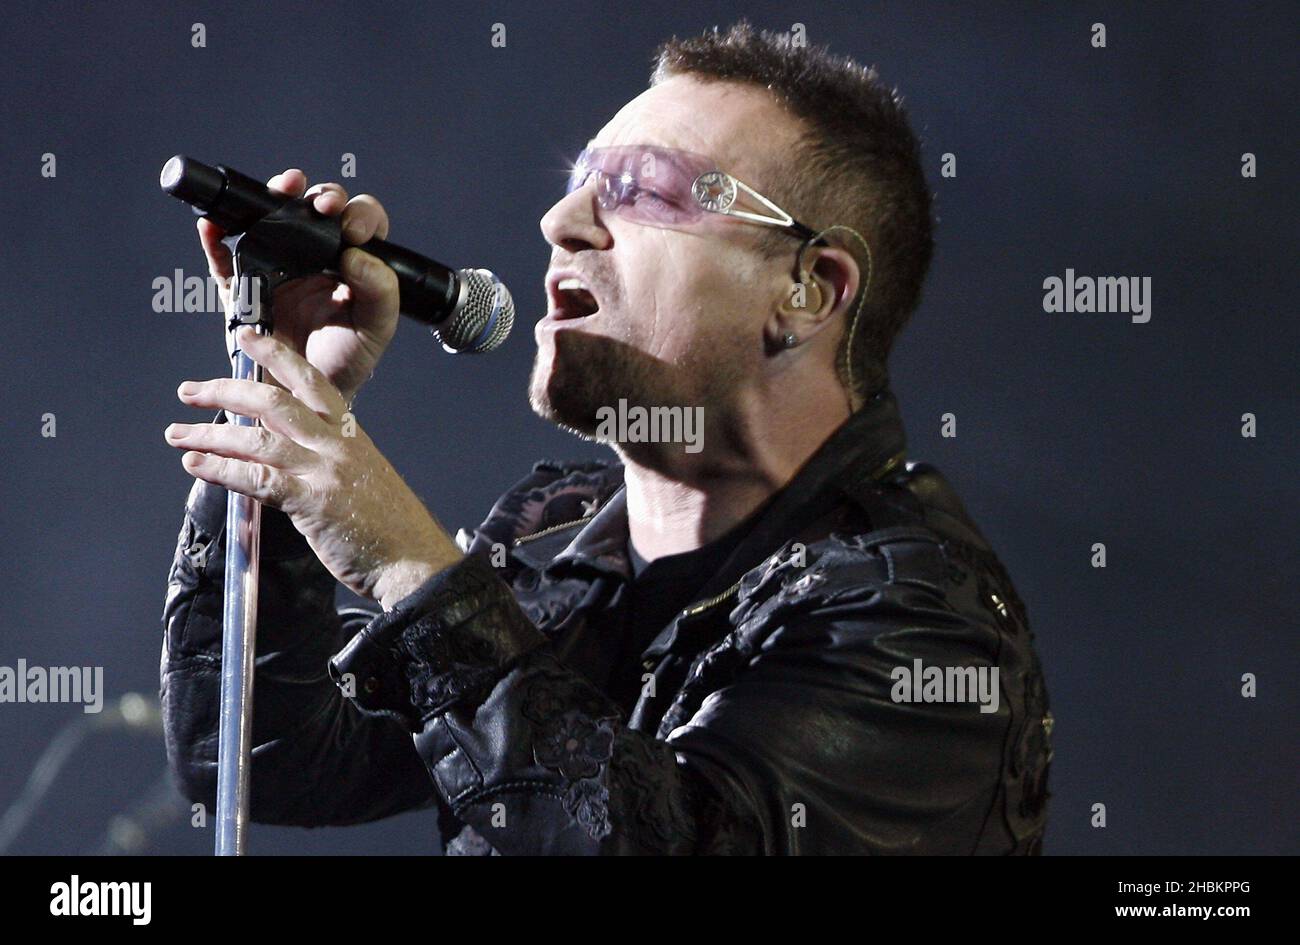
343, 247, 376, 281
306, 182, 347, 209
278, 485, 300, 516
289, 479, 319, 518
342, 209, 372, 241
269, 170, 304, 195
317, 470, 342, 500
305, 473, 328, 504
249, 462, 274, 495
372, 261, 398, 292
347, 195, 388, 239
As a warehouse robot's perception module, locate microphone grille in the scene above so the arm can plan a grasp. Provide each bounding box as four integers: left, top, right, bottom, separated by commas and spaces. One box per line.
434, 269, 515, 353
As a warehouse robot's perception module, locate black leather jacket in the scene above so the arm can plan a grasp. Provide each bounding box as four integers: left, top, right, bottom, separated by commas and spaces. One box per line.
161, 388, 1053, 854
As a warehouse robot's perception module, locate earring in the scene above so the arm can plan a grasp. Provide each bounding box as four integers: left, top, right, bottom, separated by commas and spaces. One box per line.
782, 332, 799, 349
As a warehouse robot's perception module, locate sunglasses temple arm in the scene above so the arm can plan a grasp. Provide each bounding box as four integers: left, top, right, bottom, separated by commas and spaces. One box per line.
724, 179, 819, 240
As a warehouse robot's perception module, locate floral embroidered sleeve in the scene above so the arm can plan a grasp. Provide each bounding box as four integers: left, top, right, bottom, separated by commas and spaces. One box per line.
328, 553, 760, 854
161, 475, 438, 827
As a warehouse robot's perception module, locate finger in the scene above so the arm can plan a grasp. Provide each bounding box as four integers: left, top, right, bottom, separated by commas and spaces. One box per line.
268, 168, 308, 197
340, 247, 399, 313
304, 181, 349, 216
341, 194, 390, 244
180, 450, 307, 513
234, 326, 347, 419
165, 420, 318, 474
177, 377, 334, 447
198, 218, 234, 285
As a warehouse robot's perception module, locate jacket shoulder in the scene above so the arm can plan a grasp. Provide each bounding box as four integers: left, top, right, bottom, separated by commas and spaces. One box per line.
730, 521, 1027, 661
830, 459, 1032, 630
732, 527, 953, 627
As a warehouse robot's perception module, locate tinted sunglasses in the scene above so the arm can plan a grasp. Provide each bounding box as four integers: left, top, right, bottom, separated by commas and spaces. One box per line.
566, 144, 820, 242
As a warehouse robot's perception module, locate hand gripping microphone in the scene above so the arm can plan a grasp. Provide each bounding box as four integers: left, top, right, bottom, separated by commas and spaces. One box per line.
160, 155, 513, 353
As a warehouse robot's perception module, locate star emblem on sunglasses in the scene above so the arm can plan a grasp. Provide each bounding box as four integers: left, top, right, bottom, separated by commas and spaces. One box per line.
692, 171, 737, 213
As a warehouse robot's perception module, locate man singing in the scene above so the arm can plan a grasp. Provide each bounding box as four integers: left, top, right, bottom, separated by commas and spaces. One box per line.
161, 23, 1052, 854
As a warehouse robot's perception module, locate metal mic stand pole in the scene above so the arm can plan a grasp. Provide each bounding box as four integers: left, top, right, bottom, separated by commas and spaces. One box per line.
214, 242, 276, 856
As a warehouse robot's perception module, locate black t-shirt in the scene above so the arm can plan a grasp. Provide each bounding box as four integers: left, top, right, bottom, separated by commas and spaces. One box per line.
618, 517, 756, 676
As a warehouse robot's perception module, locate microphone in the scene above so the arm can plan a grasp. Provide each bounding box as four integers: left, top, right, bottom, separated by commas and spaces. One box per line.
160, 155, 513, 353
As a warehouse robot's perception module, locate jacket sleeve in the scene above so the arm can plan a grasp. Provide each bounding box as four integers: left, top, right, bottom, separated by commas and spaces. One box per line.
161, 469, 438, 827
327, 537, 1026, 854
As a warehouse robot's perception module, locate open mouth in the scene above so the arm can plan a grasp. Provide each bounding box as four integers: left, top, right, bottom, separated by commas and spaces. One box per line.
548, 274, 602, 321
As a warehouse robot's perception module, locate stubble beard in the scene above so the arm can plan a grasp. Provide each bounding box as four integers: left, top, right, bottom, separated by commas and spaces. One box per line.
528, 326, 656, 441
529, 322, 745, 466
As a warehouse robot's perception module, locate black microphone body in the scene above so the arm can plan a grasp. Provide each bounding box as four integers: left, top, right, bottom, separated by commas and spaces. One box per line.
160, 156, 513, 352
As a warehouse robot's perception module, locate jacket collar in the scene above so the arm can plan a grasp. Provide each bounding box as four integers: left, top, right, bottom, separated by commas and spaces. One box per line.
687, 385, 907, 601
522, 386, 908, 595
551, 485, 632, 574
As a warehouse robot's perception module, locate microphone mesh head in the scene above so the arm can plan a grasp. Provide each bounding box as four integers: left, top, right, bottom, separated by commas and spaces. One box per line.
433, 269, 515, 353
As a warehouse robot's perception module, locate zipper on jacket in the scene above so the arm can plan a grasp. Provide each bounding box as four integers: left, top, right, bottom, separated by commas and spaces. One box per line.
680, 578, 743, 619
514, 514, 591, 545
674, 449, 906, 620
871, 449, 906, 481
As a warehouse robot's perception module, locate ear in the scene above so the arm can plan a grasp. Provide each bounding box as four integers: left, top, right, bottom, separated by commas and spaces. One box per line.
766, 245, 861, 352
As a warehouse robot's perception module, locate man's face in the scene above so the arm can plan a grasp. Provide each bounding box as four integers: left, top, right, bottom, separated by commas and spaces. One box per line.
531, 76, 803, 444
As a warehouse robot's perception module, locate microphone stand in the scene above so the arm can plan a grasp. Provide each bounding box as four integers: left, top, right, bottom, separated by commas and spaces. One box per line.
213, 222, 302, 856
190, 190, 509, 854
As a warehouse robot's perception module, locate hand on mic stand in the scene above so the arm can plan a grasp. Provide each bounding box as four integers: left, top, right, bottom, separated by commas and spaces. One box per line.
166, 324, 463, 609
165, 164, 468, 605
160, 157, 510, 852
162, 160, 511, 602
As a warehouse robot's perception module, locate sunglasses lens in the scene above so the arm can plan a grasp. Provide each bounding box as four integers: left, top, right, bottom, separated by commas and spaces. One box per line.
595, 173, 623, 210
567, 147, 706, 227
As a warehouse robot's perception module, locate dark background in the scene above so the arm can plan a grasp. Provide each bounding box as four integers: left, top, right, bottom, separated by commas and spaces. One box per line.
0, 1, 1294, 855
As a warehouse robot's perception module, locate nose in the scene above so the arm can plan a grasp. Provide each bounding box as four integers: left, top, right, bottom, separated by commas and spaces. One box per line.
540, 181, 613, 253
